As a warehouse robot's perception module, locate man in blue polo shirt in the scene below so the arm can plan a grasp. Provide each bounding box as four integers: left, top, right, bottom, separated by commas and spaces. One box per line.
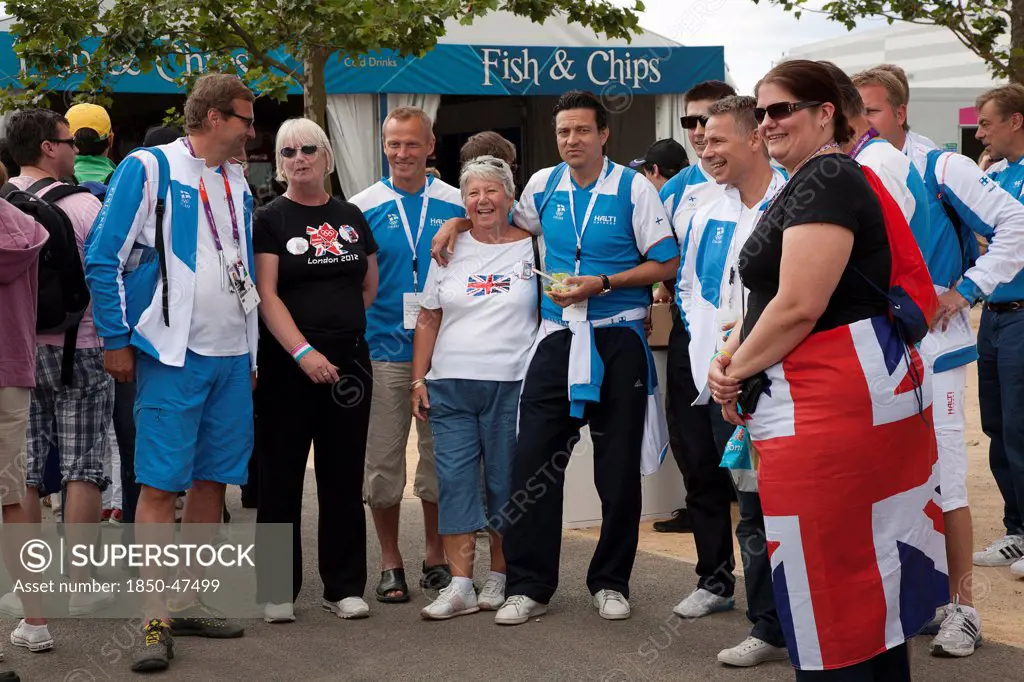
349, 107, 465, 603
484, 90, 679, 625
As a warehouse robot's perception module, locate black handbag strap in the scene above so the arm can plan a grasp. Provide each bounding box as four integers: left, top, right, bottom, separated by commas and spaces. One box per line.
531, 235, 542, 324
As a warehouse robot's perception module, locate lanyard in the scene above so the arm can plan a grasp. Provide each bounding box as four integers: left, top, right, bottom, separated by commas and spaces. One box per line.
566, 158, 610, 276
850, 128, 880, 160
390, 178, 431, 292
183, 138, 240, 252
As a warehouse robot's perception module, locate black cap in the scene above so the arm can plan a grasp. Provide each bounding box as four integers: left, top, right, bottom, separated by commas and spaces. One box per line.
628, 139, 687, 178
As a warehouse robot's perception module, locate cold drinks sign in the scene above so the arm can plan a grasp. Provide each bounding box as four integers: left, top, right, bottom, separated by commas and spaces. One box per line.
0, 31, 722, 95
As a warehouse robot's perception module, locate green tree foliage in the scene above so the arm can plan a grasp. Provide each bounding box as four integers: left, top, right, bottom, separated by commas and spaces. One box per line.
755, 0, 1022, 83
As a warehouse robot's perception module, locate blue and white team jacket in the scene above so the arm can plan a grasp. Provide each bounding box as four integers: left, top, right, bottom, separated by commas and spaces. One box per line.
84, 140, 258, 369
513, 158, 677, 475
904, 143, 1024, 370
659, 162, 726, 320
513, 158, 678, 320
856, 138, 931, 251
978, 156, 1024, 303
679, 168, 788, 395
350, 176, 465, 362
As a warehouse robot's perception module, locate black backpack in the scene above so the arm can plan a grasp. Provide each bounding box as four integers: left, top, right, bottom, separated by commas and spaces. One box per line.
0, 178, 94, 385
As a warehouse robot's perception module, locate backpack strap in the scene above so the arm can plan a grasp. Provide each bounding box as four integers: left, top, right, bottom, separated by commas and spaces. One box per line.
25, 177, 58, 195
536, 163, 567, 219
145, 147, 172, 327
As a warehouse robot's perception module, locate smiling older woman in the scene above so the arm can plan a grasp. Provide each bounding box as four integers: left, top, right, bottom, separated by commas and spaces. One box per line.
411, 156, 539, 620
252, 117, 379, 624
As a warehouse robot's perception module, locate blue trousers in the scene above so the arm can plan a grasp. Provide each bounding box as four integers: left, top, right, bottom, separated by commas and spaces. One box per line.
978, 308, 1024, 535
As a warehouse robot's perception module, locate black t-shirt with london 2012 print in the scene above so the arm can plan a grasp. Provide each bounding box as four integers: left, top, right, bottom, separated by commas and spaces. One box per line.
253, 196, 378, 342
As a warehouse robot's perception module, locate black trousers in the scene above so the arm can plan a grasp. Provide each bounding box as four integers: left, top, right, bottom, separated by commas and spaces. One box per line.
505, 327, 648, 603
114, 381, 139, 524
736, 490, 784, 647
254, 336, 372, 603
794, 644, 910, 681
665, 316, 736, 597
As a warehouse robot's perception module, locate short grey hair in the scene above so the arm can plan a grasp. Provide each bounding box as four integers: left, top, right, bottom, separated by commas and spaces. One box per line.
707, 95, 758, 134
459, 155, 515, 201
275, 117, 335, 182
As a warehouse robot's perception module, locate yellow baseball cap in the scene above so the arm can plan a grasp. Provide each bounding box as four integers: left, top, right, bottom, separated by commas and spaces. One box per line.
65, 103, 111, 139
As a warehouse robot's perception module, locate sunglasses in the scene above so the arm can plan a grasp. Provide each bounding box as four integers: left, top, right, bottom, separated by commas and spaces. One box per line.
220, 109, 255, 128
467, 156, 513, 172
47, 138, 77, 148
680, 114, 709, 130
280, 144, 321, 158
754, 101, 822, 124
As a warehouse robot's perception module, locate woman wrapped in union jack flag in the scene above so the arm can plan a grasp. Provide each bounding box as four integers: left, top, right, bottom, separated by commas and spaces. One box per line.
708, 60, 946, 681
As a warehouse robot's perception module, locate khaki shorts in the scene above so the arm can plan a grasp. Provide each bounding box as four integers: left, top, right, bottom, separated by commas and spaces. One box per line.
364, 361, 437, 508
0, 388, 30, 506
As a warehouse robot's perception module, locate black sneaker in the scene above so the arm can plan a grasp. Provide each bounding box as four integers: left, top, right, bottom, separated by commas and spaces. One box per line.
131, 619, 173, 672
169, 600, 245, 638
653, 508, 693, 533
420, 562, 452, 590
0, 670, 18, 682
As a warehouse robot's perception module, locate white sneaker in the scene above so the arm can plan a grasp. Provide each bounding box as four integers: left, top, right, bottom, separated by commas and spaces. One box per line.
717, 636, 789, 667
10, 620, 53, 652
919, 604, 951, 636
931, 604, 982, 657
0, 594, 23, 619
478, 577, 505, 611
322, 597, 369, 619
421, 584, 480, 620
494, 594, 547, 625
69, 591, 115, 616
1011, 557, 1024, 579
263, 602, 296, 623
673, 588, 735, 619
972, 535, 1024, 566
593, 590, 631, 620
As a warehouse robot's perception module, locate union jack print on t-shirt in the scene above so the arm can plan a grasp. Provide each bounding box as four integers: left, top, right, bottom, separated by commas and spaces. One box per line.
466, 274, 511, 296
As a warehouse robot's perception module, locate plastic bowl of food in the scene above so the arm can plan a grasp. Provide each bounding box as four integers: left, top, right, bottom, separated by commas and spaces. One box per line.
544, 272, 574, 295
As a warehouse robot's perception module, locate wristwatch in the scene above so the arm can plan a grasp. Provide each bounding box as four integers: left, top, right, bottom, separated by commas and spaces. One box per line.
599, 274, 612, 296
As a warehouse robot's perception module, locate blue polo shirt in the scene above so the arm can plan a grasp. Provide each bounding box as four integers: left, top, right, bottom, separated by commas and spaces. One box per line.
513, 159, 677, 321
350, 176, 465, 361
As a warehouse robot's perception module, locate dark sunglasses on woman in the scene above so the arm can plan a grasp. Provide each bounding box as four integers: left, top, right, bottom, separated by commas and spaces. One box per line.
280, 144, 321, 158
753, 101, 822, 124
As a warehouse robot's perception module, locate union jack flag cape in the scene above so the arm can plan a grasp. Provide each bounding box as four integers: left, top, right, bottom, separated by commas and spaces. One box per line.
746, 164, 947, 671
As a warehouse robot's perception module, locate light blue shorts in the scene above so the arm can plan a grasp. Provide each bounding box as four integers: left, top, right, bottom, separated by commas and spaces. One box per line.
427, 379, 520, 535
134, 350, 253, 492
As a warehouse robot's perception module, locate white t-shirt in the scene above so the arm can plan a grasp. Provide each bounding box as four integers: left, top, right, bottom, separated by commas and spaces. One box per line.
188, 165, 249, 356
421, 232, 538, 382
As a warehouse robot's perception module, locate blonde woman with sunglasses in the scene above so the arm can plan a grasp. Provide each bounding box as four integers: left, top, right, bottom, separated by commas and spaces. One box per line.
252, 117, 379, 624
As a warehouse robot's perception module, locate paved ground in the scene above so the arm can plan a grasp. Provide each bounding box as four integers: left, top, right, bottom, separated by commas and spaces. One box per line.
13, 477, 1024, 682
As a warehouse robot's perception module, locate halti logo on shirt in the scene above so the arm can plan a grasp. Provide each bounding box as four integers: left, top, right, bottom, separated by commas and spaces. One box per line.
306, 223, 345, 256
430, 217, 445, 228
466, 274, 511, 296
592, 215, 616, 226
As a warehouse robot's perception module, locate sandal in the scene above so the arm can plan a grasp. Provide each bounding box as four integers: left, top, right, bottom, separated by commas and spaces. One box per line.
375, 568, 410, 603
420, 562, 452, 591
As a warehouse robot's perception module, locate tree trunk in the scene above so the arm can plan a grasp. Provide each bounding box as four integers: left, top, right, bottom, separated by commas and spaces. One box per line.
1013, 0, 1024, 83
302, 47, 331, 192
